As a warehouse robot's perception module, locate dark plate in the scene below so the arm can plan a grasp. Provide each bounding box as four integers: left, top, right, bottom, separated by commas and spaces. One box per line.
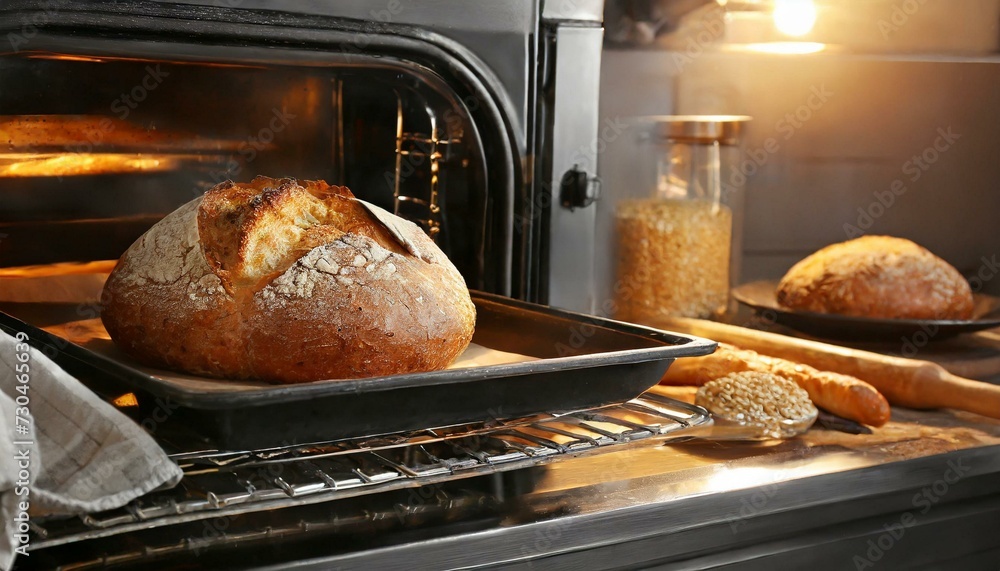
732, 280, 1000, 342
0, 291, 716, 448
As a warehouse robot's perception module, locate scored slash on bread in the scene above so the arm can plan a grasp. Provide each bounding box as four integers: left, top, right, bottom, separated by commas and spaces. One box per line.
101, 175, 476, 384
196, 177, 416, 292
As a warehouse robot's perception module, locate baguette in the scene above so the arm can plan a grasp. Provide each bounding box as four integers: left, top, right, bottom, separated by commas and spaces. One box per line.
662, 344, 891, 427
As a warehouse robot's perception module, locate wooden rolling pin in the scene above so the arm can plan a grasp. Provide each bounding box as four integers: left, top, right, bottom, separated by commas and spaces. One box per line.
656, 316, 1000, 420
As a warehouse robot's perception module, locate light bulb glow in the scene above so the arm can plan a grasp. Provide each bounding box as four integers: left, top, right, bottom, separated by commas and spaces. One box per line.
773, 0, 817, 37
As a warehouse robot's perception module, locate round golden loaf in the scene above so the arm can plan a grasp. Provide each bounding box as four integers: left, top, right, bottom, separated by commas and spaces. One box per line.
101, 176, 476, 383
776, 236, 973, 320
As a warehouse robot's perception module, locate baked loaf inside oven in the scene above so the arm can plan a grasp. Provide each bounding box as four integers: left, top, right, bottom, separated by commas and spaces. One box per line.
776, 235, 973, 320
101, 176, 476, 383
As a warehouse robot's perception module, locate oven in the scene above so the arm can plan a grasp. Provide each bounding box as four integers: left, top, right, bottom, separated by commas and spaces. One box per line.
0, 2, 692, 569
0, 0, 604, 312
7, 2, 1000, 570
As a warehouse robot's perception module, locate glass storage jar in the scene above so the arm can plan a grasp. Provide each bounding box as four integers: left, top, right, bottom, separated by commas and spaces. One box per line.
615, 115, 750, 321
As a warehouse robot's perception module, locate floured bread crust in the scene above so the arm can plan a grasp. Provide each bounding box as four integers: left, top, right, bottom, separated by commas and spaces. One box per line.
101, 176, 476, 383
776, 235, 973, 320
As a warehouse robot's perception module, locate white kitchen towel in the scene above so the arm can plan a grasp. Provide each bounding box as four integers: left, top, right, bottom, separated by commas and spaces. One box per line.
0, 330, 183, 570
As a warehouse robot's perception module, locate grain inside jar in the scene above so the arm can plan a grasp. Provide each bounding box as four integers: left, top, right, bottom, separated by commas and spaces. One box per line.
615, 198, 732, 321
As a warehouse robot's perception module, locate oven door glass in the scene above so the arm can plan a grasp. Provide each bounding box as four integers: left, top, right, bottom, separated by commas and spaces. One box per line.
0, 39, 514, 294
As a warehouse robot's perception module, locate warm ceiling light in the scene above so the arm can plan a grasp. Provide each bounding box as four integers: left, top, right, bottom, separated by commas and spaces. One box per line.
773, 0, 817, 37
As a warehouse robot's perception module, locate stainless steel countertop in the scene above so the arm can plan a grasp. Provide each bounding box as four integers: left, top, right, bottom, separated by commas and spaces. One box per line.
269, 403, 1000, 570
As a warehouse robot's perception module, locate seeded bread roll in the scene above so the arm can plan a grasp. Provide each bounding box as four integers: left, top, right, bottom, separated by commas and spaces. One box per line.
101, 176, 476, 383
776, 236, 973, 320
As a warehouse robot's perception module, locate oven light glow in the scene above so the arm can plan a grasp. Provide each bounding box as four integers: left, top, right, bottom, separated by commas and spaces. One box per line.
773, 0, 817, 37
0, 153, 185, 177
742, 41, 826, 55
27, 54, 106, 63
112, 393, 139, 407
26, 53, 262, 69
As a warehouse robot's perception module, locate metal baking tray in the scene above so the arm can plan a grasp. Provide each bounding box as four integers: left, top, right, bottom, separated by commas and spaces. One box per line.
0, 291, 716, 448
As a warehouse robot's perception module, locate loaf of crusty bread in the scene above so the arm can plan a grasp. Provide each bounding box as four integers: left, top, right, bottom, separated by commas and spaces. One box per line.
101, 176, 476, 383
776, 236, 973, 320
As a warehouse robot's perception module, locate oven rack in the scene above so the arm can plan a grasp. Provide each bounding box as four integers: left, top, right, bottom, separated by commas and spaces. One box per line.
27, 391, 711, 552
392, 125, 459, 240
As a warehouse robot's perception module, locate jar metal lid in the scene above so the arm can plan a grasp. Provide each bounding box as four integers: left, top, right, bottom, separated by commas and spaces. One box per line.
645, 115, 751, 145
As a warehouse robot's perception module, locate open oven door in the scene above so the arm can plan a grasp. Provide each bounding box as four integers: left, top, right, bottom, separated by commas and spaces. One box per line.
0, 0, 527, 298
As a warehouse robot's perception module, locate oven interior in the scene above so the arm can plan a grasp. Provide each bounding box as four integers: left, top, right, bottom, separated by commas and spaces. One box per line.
0, 48, 507, 293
